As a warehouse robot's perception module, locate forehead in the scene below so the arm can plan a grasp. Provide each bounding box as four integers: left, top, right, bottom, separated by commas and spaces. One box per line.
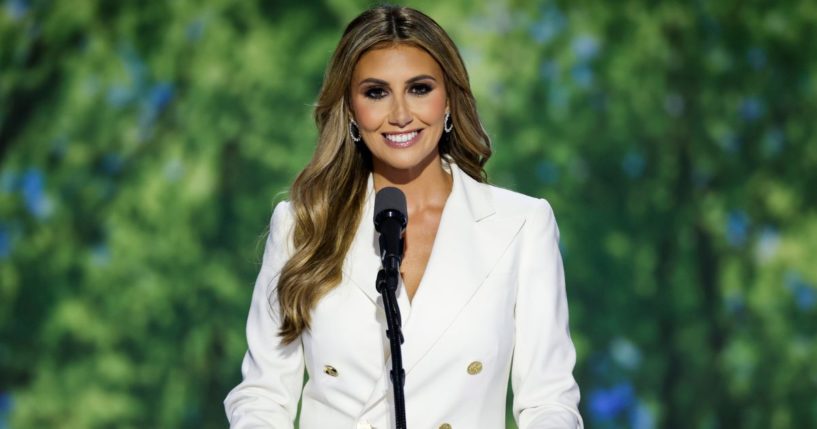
352, 44, 443, 82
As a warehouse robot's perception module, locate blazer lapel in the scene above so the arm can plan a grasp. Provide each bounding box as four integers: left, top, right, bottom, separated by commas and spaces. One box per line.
343, 177, 383, 305
400, 164, 525, 373
357, 163, 526, 415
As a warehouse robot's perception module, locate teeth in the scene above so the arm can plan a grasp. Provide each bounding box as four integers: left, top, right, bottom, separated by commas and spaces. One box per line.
385, 131, 418, 143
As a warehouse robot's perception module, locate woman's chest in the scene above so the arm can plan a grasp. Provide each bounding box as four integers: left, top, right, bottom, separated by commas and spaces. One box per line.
301, 257, 520, 382
400, 209, 443, 301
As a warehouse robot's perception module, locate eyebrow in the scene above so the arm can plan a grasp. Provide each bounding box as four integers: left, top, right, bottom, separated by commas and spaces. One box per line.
357, 74, 437, 87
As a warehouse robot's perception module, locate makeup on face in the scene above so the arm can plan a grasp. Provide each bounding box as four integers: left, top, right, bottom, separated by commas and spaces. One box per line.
350, 44, 448, 173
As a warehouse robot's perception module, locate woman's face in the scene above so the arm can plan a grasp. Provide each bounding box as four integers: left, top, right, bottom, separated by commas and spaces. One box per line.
350, 44, 449, 177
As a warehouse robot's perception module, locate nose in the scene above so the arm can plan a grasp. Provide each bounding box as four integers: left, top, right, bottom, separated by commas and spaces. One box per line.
388, 94, 413, 128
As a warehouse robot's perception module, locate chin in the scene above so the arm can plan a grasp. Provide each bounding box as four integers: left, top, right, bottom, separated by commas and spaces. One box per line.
373, 148, 440, 174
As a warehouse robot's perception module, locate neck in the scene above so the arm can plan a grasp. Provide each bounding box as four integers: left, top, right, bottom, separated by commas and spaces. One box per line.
371, 153, 452, 214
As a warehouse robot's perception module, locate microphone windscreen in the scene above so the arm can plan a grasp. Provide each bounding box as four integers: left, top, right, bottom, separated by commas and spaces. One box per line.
374, 187, 407, 220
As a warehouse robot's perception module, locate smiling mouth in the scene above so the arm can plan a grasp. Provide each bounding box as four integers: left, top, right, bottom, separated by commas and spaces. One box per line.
383, 129, 422, 147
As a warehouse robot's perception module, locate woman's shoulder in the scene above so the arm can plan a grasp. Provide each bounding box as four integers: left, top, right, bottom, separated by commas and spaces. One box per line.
479, 182, 561, 242
483, 182, 555, 218
268, 200, 296, 238
453, 162, 554, 219
271, 200, 293, 219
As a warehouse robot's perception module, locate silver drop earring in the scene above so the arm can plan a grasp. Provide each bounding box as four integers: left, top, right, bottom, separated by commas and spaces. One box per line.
349, 119, 362, 142
444, 112, 453, 133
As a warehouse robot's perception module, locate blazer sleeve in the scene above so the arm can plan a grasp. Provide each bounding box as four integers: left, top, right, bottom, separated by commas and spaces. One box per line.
512, 199, 584, 429
224, 201, 305, 428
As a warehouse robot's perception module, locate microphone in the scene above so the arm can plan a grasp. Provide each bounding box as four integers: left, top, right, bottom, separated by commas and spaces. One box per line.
373, 187, 408, 282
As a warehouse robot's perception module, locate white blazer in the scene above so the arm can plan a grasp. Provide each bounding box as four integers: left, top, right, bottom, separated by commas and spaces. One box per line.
224, 163, 583, 429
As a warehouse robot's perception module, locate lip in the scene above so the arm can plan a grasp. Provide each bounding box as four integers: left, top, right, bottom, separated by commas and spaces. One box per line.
382, 129, 423, 148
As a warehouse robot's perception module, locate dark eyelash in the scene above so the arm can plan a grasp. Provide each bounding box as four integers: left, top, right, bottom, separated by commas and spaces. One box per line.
363, 83, 433, 99
364, 87, 388, 99
410, 83, 433, 95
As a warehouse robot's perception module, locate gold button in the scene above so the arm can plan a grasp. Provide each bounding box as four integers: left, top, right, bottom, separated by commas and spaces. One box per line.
439, 424, 452, 429
323, 365, 338, 377
467, 361, 483, 375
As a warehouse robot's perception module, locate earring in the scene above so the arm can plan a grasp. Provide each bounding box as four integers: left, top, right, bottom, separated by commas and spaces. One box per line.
444, 112, 453, 133
349, 119, 361, 142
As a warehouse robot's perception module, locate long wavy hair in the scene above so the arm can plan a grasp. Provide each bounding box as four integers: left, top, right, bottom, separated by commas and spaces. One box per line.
276, 5, 492, 344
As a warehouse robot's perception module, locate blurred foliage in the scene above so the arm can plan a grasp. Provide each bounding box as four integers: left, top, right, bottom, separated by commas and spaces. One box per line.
1, 0, 816, 428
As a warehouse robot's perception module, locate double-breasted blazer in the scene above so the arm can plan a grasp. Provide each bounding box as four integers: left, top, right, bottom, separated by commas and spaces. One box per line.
225, 162, 583, 429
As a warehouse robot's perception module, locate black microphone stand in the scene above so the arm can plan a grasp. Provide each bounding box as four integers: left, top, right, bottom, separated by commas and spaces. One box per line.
373, 187, 408, 429
376, 266, 407, 429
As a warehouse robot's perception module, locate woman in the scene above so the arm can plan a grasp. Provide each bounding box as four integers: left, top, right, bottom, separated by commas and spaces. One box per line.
225, 5, 582, 429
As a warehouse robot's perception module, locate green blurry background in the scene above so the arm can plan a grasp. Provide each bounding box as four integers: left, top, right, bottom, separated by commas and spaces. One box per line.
2, 0, 816, 428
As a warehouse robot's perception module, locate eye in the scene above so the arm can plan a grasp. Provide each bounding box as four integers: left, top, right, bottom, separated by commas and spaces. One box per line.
364, 87, 388, 100
410, 83, 433, 95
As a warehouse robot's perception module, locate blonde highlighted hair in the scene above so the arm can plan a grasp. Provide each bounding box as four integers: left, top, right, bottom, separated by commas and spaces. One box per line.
276, 5, 492, 344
